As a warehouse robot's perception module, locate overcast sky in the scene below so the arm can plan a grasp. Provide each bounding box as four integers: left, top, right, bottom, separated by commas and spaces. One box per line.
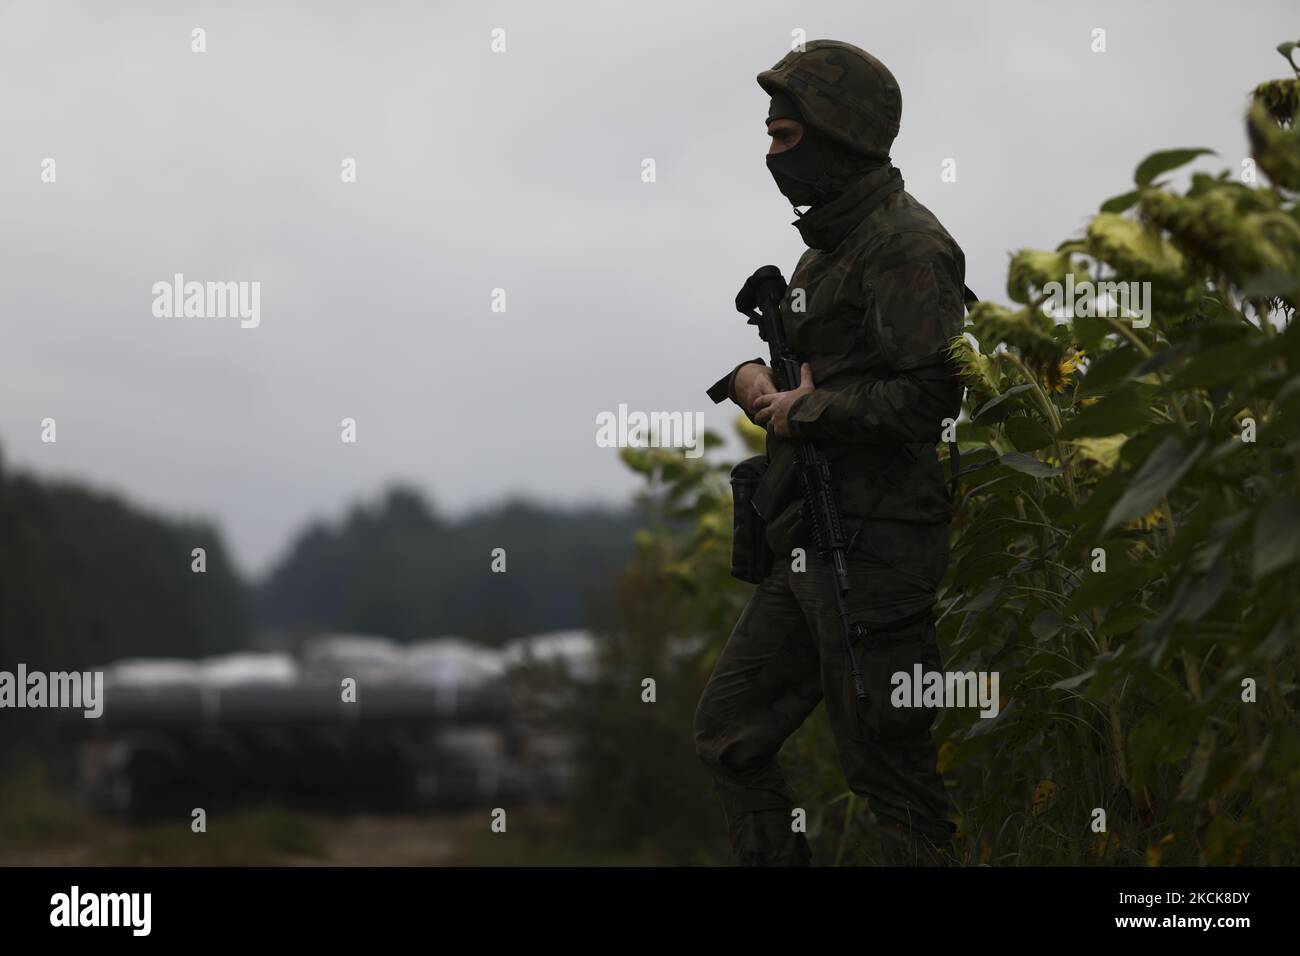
1, 0, 1291, 576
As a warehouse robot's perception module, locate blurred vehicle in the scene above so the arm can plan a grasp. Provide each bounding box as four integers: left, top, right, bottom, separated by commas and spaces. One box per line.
502, 630, 597, 681
299, 633, 406, 686
56, 633, 594, 820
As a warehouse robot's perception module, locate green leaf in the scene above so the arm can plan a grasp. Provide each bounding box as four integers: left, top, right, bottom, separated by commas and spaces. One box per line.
1058, 466, 1128, 541
1052, 669, 1095, 691
1179, 561, 1231, 623
1079, 347, 1142, 398
972, 384, 1034, 425
1103, 437, 1205, 533
1099, 189, 1141, 214
955, 421, 994, 444
963, 581, 1006, 614
1253, 498, 1300, 580
1130, 345, 1193, 379
999, 452, 1064, 478
1042, 494, 1072, 520
1118, 424, 1184, 468
1133, 148, 1216, 187
1241, 270, 1300, 299
1030, 609, 1063, 641
1004, 415, 1054, 451
1187, 510, 1251, 575
952, 551, 1018, 589
1058, 386, 1150, 439
1098, 603, 1155, 638
619, 447, 655, 474
1066, 554, 1157, 615
1162, 339, 1259, 391
1073, 315, 1109, 354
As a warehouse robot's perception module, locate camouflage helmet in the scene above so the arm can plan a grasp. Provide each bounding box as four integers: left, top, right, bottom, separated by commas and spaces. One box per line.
757, 40, 901, 159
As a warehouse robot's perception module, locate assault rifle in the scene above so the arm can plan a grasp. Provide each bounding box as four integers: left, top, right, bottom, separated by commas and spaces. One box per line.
735, 265, 867, 703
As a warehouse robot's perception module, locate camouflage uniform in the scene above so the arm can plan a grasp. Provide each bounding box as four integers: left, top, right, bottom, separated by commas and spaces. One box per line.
696, 41, 968, 866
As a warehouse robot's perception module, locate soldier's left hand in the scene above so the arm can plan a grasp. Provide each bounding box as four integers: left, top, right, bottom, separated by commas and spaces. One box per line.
752, 363, 815, 438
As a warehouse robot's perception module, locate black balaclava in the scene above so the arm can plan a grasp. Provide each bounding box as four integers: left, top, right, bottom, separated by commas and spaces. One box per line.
765, 91, 884, 210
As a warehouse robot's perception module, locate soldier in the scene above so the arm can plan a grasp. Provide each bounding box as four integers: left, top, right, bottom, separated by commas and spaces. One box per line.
696, 40, 968, 866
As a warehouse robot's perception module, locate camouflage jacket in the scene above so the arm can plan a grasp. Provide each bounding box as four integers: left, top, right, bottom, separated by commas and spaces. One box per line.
710, 162, 967, 554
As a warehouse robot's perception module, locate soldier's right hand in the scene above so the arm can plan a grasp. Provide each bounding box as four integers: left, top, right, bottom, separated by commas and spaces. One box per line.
735, 265, 786, 315
734, 363, 777, 417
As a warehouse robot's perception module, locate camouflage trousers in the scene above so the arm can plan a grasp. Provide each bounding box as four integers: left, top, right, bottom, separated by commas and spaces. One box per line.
694, 519, 956, 866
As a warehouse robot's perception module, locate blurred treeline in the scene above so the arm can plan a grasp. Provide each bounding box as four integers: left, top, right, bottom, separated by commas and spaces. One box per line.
0, 445, 638, 670
255, 488, 639, 645
0, 446, 250, 672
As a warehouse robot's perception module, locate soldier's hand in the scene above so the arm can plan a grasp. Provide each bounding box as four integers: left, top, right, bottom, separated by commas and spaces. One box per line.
734, 362, 778, 416
752, 363, 815, 438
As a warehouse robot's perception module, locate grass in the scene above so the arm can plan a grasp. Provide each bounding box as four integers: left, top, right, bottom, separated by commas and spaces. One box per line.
85, 808, 329, 866
0, 760, 328, 865
0, 762, 103, 850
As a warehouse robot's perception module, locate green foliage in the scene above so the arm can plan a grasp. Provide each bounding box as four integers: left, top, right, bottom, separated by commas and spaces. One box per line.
561, 438, 752, 864
925, 50, 1300, 862
617, 43, 1300, 866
